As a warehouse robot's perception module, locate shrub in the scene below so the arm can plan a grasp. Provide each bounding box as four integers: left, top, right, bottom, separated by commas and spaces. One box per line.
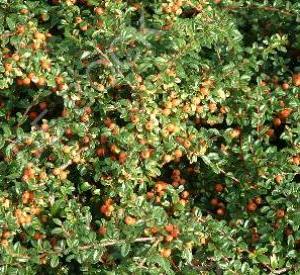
0, 0, 300, 274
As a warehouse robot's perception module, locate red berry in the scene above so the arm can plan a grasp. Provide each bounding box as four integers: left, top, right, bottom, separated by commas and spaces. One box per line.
247, 202, 257, 212
214, 183, 224, 193
98, 226, 107, 236
96, 147, 106, 157
273, 117, 281, 127
210, 198, 219, 207
276, 209, 285, 219
216, 208, 225, 216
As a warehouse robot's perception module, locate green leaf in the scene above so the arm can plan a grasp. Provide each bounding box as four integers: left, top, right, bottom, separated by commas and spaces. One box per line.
120, 243, 131, 257
50, 255, 60, 268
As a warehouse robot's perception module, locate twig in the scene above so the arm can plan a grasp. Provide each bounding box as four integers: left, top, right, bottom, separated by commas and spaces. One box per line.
219, 168, 241, 184
261, 263, 293, 274
138, 238, 160, 268
31, 109, 48, 126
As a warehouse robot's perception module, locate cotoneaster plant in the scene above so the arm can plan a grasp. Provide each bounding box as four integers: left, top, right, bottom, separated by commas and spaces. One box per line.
0, 0, 300, 274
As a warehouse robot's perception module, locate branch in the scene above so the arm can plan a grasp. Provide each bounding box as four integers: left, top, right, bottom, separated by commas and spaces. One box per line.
223, 5, 294, 16
17, 94, 44, 128
260, 263, 294, 274
79, 237, 155, 250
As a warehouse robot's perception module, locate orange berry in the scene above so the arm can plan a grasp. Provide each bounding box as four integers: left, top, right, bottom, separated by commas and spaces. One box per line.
160, 248, 171, 258
166, 124, 175, 133
94, 7, 104, 15
292, 156, 300, 166
155, 181, 168, 192
16, 25, 25, 34
124, 216, 136, 225
200, 86, 209, 96
141, 149, 151, 160
22, 191, 32, 204
171, 226, 180, 238
145, 121, 154, 131
2, 231, 11, 239
165, 235, 173, 242
173, 149, 182, 159
183, 140, 191, 149
165, 224, 174, 233
150, 226, 158, 234
278, 108, 292, 120
130, 114, 139, 124
22, 77, 31, 86
100, 205, 109, 216
55, 76, 64, 85
162, 108, 171, 116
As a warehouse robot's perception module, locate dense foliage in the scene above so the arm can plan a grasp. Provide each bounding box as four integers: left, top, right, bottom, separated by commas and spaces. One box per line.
0, 0, 300, 274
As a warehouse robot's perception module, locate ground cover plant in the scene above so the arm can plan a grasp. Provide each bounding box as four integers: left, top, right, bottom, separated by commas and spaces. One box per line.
0, 0, 300, 274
